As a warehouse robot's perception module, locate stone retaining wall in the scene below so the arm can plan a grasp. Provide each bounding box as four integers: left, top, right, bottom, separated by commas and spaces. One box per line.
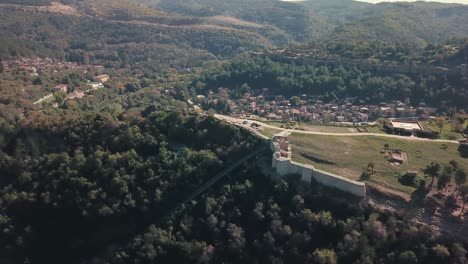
271, 141, 366, 197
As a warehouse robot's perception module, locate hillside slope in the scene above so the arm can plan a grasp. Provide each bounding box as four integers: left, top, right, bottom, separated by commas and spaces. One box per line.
0, 0, 274, 69
136, 0, 333, 42
301, 0, 468, 47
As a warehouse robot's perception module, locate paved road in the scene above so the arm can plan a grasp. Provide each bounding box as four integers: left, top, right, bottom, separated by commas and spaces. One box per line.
215, 114, 460, 144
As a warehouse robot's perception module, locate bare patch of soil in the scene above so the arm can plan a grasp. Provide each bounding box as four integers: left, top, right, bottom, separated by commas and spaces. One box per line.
207, 16, 265, 28
366, 183, 468, 243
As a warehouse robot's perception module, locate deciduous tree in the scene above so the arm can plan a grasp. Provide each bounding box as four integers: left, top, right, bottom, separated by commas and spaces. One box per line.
454, 169, 467, 196
458, 185, 468, 217
424, 162, 441, 190
313, 248, 337, 264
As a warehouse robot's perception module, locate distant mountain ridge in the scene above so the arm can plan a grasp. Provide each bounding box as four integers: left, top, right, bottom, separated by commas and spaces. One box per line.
135, 0, 332, 42
300, 0, 468, 47
0, 0, 467, 61
133, 0, 468, 48
0, 0, 273, 69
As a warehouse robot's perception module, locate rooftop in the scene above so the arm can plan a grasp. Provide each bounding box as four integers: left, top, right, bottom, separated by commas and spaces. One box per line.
391, 121, 423, 131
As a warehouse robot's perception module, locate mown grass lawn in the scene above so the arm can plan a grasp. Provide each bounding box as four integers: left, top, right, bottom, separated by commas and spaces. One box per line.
289, 134, 467, 194
264, 121, 382, 133
260, 127, 282, 138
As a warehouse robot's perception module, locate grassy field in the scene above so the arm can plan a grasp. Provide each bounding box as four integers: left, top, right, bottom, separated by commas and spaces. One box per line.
259, 127, 283, 138
289, 134, 467, 194
365, 125, 386, 134
421, 120, 465, 140
264, 121, 384, 133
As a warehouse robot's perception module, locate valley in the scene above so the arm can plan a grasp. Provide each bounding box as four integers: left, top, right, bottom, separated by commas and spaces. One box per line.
0, 0, 467, 263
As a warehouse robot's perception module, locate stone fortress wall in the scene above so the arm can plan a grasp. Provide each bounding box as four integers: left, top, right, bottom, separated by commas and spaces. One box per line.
270, 132, 366, 198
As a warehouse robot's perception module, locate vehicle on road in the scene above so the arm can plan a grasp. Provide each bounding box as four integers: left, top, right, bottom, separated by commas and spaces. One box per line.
251, 122, 261, 128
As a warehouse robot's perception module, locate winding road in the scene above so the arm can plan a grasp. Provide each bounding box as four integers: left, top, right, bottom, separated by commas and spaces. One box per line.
214, 114, 461, 144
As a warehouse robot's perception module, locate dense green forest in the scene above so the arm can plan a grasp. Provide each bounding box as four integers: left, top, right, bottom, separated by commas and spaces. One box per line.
111, 173, 467, 264
294, 38, 468, 66
302, 0, 468, 48
140, 0, 331, 42
138, 0, 468, 48
0, 0, 270, 66
190, 52, 468, 111
0, 109, 261, 263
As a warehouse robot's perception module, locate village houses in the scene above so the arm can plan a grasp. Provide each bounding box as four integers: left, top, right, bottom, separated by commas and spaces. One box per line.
203, 88, 438, 124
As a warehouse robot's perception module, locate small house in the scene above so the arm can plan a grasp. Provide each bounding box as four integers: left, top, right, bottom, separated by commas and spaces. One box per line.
407, 169, 418, 178
88, 82, 104, 90
93, 74, 110, 83
266, 113, 282, 121
53, 84, 68, 93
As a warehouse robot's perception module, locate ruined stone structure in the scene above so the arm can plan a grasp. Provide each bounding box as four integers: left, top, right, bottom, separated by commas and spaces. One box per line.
270, 132, 366, 198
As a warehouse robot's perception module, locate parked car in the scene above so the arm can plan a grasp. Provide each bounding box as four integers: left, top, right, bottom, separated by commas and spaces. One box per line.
251, 122, 261, 128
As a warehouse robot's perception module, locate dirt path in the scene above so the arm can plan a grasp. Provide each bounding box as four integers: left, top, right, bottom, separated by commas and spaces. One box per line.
33, 93, 53, 105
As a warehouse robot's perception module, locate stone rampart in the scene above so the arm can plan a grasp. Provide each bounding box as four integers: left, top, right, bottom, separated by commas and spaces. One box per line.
271, 137, 366, 198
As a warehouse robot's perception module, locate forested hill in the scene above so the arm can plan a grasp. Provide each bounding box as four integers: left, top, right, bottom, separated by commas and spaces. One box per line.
1, 0, 467, 61
301, 0, 468, 48
138, 0, 332, 42
135, 0, 468, 48
0, 0, 275, 65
